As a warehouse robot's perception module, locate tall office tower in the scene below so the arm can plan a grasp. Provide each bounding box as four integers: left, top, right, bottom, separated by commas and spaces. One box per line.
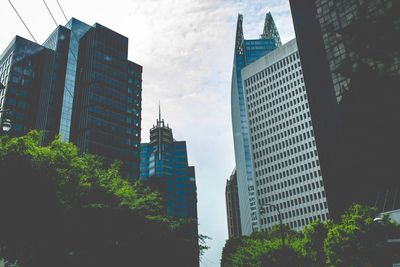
140, 110, 197, 219
231, 12, 280, 235
290, 0, 400, 217
225, 169, 242, 238
0, 36, 48, 136
0, 18, 142, 179
71, 23, 142, 179
242, 39, 329, 231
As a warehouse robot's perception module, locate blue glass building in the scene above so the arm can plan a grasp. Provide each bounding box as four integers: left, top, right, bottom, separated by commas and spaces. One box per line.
140, 111, 197, 219
231, 13, 281, 234
0, 18, 142, 179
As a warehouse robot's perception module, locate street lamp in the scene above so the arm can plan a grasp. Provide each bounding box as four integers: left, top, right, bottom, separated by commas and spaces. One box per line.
0, 109, 12, 134
1, 117, 12, 132
260, 203, 285, 247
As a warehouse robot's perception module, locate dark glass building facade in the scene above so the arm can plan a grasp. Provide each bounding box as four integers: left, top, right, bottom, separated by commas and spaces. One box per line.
0, 18, 142, 180
0, 36, 49, 136
71, 23, 142, 179
140, 112, 197, 219
290, 0, 400, 217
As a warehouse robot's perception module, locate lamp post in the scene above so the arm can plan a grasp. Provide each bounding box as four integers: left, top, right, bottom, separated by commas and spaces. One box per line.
0, 109, 12, 134
260, 203, 285, 247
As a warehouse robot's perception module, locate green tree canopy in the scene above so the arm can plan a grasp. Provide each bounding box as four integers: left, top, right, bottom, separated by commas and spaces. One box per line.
324, 204, 400, 267
0, 131, 199, 267
221, 204, 400, 267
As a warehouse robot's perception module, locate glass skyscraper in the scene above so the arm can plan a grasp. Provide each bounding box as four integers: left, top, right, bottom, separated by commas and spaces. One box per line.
140, 111, 197, 219
231, 12, 280, 235
0, 18, 142, 180
290, 0, 400, 217
71, 22, 142, 179
0, 36, 47, 136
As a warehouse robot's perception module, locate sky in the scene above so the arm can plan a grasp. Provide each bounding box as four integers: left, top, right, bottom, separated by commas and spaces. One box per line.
0, 0, 294, 265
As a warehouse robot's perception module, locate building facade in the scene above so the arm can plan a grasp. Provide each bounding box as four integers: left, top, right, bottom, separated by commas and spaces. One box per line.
71, 22, 142, 179
290, 0, 400, 217
140, 111, 197, 219
231, 12, 280, 235
242, 39, 329, 231
0, 36, 48, 136
225, 169, 242, 238
0, 18, 142, 180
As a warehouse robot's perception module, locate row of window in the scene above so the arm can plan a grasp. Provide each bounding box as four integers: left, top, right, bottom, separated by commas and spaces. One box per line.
244, 51, 300, 87
251, 114, 312, 147
246, 67, 302, 100
247, 81, 305, 112
260, 185, 325, 208
253, 121, 313, 153
262, 212, 329, 230
254, 138, 316, 166
255, 149, 318, 175
257, 167, 321, 187
262, 200, 328, 220
249, 91, 307, 122
258, 179, 324, 198
256, 158, 320, 181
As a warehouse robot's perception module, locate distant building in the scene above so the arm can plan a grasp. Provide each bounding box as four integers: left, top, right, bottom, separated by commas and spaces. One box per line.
231, 12, 280, 235
242, 39, 329, 231
140, 109, 197, 219
289, 0, 400, 217
225, 168, 242, 238
0, 18, 142, 179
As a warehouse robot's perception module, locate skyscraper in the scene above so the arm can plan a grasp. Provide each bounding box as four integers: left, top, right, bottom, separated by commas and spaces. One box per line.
0, 36, 49, 136
225, 169, 242, 238
0, 18, 142, 180
289, 0, 400, 216
71, 22, 142, 179
231, 12, 280, 235
242, 39, 329, 231
140, 109, 197, 219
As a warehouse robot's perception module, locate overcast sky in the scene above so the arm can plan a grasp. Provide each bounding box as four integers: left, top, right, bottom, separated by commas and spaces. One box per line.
0, 0, 294, 265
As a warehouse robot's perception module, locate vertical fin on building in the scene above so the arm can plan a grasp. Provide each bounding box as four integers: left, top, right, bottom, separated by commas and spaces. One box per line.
261, 12, 282, 47
235, 14, 245, 55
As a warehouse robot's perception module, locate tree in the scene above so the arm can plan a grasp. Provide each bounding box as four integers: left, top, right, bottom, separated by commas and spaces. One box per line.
324, 204, 400, 267
221, 204, 400, 267
221, 224, 305, 267
303, 220, 332, 267
261, 245, 307, 267
0, 131, 199, 267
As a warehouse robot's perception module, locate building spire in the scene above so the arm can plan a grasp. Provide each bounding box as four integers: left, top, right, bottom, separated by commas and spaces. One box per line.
261, 12, 282, 47
158, 101, 162, 160
159, 101, 161, 122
